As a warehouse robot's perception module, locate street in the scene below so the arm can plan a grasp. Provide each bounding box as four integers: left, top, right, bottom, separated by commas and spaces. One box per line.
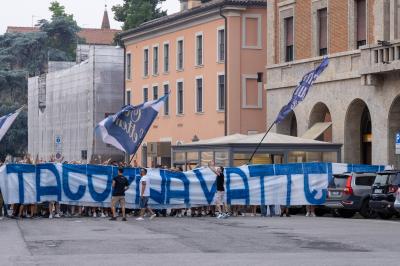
1, 215, 399, 266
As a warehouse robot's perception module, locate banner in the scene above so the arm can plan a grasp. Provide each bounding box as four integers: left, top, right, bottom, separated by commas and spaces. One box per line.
96, 94, 169, 155
0, 162, 386, 208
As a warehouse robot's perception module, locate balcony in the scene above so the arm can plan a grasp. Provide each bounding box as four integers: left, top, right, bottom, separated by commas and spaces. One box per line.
360, 40, 400, 76
266, 50, 361, 90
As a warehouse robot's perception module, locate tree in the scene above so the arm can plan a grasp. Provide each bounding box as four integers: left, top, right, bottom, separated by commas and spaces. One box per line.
38, 1, 81, 61
112, 0, 167, 30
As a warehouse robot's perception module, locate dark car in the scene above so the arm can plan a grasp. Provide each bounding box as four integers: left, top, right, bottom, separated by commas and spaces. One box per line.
325, 172, 377, 218
369, 170, 400, 219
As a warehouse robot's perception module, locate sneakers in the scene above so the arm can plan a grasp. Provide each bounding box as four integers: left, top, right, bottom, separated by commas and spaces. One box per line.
217, 213, 224, 219
49, 214, 53, 219
310, 212, 316, 217
54, 213, 61, 218
136, 217, 144, 221
122, 217, 127, 221
92, 212, 97, 218
305, 212, 311, 217
109, 217, 117, 221
100, 213, 106, 218
150, 214, 156, 220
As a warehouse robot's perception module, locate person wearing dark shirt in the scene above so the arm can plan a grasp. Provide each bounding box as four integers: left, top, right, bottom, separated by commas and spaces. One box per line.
110, 168, 129, 221
208, 162, 227, 219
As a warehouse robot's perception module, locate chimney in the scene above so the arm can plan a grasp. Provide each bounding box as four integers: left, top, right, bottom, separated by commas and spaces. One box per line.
180, 0, 204, 11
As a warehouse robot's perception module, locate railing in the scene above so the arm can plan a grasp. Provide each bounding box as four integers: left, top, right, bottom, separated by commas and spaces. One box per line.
360, 40, 400, 75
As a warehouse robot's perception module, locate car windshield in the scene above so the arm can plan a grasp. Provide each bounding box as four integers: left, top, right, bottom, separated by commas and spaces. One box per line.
374, 173, 400, 185
329, 175, 348, 188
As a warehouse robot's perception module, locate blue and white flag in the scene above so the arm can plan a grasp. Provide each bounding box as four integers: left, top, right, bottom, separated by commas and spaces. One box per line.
275, 57, 329, 124
96, 94, 169, 155
0, 107, 23, 142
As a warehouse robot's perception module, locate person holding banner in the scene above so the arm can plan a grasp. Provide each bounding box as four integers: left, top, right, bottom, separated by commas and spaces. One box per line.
136, 168, 156, 221
110, 168, 129, 221
208, 162, 228, 219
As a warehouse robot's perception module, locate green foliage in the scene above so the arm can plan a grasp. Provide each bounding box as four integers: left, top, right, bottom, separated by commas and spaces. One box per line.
38, 17, 81, 61
0, 32, 48, 76
112, 0, 167, 30
49, 1, 74, 20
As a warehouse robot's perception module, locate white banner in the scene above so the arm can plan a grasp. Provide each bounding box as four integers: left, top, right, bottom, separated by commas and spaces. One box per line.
0, 163, 387, 208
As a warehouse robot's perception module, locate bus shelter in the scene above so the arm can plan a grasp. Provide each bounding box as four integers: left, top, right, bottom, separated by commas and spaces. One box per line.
171, 132, 342, 170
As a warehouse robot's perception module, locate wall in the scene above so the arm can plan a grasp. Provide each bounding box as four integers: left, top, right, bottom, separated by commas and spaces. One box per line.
28, 45, 124, 162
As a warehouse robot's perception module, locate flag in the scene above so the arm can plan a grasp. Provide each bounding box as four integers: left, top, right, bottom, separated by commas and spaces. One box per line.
96, 94, 169, 155
0, 107, 24, 142
274, 57, 329, 124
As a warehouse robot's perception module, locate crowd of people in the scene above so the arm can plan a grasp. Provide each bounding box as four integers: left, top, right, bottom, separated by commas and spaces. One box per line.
0, 155, 319, 222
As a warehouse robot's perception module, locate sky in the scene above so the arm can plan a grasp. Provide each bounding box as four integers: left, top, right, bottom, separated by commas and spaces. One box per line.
0, 0, 180, 34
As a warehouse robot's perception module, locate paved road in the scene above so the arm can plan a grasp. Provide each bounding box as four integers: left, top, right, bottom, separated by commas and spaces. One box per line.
1, 215, 399, 266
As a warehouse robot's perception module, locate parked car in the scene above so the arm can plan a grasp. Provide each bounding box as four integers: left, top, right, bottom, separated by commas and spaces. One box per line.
325, 172, 377, 218
370, 170, 400, 219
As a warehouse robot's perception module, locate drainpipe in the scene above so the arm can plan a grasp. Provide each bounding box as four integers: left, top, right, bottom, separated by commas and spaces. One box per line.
120, 38, 128, 163
220, 5, 228, 136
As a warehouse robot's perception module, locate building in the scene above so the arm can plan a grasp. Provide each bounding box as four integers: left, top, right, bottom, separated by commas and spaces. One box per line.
266, 0, 400, 168
6, 6, 120, 45
28, 45, 124, 162
120, 0, 268, 167
172, 132, 342, 169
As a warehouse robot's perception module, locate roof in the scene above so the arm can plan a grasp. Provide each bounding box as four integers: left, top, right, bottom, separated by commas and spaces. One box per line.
6, 26, 40, 33
179, 132, 340, 147
120, 0, 267, 39
77, 28, 120, 45
5, 26, 121, 45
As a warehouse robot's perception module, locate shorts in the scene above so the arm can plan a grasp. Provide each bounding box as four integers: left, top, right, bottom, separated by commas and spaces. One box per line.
139, 196, 149, 209
215, 191, 225, 206
111, 196, 126, 208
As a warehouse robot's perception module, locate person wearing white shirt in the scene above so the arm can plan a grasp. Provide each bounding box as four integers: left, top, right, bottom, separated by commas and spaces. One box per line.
136, 168, 156, 221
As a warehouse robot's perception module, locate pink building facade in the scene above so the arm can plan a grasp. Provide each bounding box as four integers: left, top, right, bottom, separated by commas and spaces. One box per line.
120, 0, 267, 167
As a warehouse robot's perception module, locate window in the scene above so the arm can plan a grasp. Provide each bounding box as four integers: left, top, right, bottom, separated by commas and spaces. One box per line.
126, 90, 131, 105
163, 83, 169, 115
153, 85, 158, 100
143, 48, 149, 77
356, 0, 367, 48
318, 8, 328, 56
217, 28, 225, 62
284, 17, 294, 62
196, 77, 203, 113
143, 87, 148, 102
163, 43, 169, 73
177, 81, 184, 114
242, 14, 262, 49
126, 53, 132, 80
153, 46, 159, 75
217, 74, 225, 111
177, 39, 184, 70
196, 33, 203, 66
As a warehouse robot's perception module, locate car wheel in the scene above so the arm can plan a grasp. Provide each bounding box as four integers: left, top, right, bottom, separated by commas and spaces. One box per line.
359, 200, 377, 219
331, 209, 341, 217
338, 209, 356, 218
377, 213, 393, 220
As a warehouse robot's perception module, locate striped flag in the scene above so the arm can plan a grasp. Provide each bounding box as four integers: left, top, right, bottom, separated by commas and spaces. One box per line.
275, 57, 329, 124
0, 106, 24, 142
96, 94, 169, 155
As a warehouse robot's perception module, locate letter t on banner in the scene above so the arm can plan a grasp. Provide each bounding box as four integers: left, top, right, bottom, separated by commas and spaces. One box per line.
95, 94, 169, 157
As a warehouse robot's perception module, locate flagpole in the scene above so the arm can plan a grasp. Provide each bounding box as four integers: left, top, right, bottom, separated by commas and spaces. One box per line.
247, 122, 276, 164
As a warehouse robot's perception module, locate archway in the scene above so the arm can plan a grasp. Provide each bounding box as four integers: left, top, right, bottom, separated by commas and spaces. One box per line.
276, 110, 297, 136
308, 102, 332, 142
388, 96, 400, 168
344, 99, 372, 164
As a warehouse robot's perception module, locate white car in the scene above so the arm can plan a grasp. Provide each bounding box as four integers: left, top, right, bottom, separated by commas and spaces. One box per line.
395, 189, 400, 213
